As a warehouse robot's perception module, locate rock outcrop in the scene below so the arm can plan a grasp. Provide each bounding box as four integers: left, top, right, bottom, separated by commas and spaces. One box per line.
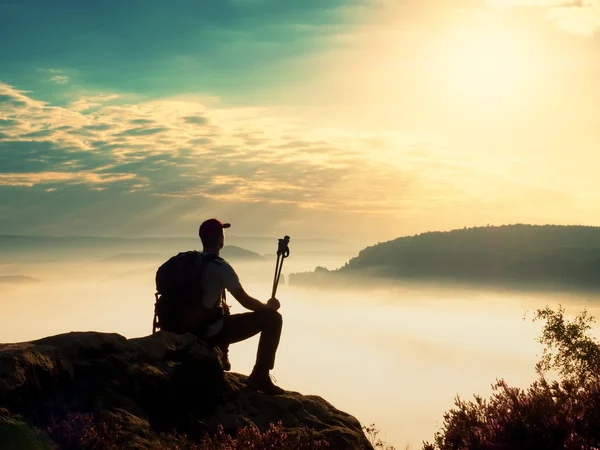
0, 331, 372, 449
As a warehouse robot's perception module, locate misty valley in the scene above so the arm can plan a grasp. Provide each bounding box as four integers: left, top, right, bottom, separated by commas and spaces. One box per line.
2, 226, 600, 448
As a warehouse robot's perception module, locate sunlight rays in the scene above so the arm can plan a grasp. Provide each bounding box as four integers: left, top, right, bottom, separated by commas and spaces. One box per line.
433, 12, 544, 106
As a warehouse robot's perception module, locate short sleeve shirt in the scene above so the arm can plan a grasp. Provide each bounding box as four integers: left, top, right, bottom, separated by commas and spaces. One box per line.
200, 252, 242, 337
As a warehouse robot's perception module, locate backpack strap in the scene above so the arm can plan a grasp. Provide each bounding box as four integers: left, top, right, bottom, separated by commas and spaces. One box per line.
200, 253, 228, 307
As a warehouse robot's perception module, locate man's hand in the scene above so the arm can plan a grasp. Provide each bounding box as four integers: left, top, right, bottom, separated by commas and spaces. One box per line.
266, 297, 280, 311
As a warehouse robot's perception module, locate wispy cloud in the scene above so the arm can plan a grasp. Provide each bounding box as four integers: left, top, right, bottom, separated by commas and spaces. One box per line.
69, 94, 120, 112
2, 80, 574, 238
43, 68, 70, 85
0, 82, 471, 215
50, 75, 69, 85
487, 0, 600, 36
488, 0, 589, 6
183, 115, 209, 126
0, 171, 135, 187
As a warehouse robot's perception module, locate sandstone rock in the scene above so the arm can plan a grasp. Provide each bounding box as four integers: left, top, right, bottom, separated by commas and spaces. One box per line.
0, 331, 372, 449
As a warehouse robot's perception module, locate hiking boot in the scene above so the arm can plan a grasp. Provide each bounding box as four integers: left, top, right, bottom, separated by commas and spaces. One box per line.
246, 371, 285, 395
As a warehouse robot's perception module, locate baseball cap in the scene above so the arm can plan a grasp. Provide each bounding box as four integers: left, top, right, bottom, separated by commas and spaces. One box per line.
199, 218, 231, 238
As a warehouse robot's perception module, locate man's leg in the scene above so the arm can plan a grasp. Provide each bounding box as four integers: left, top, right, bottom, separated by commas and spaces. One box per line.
209, 309, 284, 394
211, 309, 282, 372
219, 305, 232, 371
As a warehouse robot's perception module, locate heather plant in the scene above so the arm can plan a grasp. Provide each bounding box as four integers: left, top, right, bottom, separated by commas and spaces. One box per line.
46, 413, 332, 449
423, 305, 600, 450
46, 412, 122, 450
163, 421, 331, 449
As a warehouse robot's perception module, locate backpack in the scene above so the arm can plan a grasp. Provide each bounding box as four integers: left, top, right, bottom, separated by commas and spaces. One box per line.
152, 251, 221, 334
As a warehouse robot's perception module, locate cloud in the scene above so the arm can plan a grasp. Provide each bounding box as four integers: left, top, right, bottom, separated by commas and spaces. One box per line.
0, 80, 528, 238
0, 82, 435, 208
0, 118, 19, 127
0, 140, 110, 173
183, 115, 209, 126
0, 94, 27, 108
70, 94, 120, 112
0, 171, 136, 187
41, 68, 70, 85
189, 137, 213, 145
130, 119, 156, 125
23, 130, 55, 138
488, 0, 587, 6
50, 75, 69, 84
116, 127, 169, 137
547, 1, 600, 35
487, 0, 600, 36
83, 124, 113, 131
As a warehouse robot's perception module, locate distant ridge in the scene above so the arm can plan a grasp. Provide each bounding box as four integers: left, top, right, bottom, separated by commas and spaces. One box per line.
220, 245, 265, 261
98, 246, 265, 265
101, 253, 164, 262
0, 275, 41, 284
0, 234, 352, 259
289, 224, 600, 291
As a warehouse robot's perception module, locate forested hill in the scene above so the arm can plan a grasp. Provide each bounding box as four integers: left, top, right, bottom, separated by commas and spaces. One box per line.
289, 225, 600, 290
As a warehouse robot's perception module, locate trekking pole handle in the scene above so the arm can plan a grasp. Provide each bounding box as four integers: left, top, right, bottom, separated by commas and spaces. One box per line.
277, 235, 291, 258
271, 235, 290, 299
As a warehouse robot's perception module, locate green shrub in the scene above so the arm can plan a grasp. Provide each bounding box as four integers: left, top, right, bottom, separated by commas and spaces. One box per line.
423, 305, 600, 450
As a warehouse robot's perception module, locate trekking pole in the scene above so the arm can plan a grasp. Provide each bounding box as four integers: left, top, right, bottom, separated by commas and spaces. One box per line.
271, 235, 290, 299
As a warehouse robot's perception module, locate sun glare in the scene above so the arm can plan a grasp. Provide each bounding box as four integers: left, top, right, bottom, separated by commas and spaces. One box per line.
434, 13, 541, 105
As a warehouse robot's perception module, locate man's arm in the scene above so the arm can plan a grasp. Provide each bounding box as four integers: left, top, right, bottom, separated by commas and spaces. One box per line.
221, 262, 280, 311
230, 286, 269, 311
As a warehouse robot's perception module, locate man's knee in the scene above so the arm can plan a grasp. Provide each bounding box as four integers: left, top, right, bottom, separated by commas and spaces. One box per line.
261, 309, 282, 327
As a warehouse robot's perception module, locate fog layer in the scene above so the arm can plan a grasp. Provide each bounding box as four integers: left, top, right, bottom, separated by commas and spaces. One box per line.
2, 257, 599, 448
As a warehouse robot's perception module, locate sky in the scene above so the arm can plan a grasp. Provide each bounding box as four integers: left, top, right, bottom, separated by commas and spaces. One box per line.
1, 0, 600, 244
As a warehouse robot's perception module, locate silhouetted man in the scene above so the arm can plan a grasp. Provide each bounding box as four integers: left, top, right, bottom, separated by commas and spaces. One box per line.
195, 218, 284, 395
